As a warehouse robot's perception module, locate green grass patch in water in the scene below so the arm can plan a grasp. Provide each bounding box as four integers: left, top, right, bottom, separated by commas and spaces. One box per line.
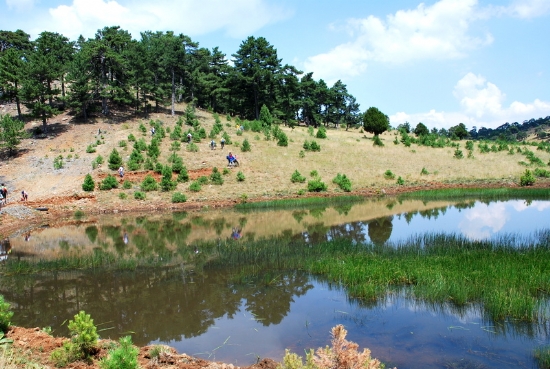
234, 195, 364, 211
398, 187, 550, 201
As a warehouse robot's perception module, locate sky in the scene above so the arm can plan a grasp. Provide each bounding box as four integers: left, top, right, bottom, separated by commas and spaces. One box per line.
1, 0, 550, 130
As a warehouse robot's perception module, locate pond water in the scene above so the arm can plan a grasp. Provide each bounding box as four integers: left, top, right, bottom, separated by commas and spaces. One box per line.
2, 197, 550, 369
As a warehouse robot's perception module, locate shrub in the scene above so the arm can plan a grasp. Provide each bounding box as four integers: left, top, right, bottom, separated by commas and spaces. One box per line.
396, 176, 405, 185
307, 126, 314, 136
299, 150, 305, 158
86, 144, 96, 153
141, 175, 158, 191
82, 174, 95, 191
197, 176, 209, 185
303, 140, 311, 151
277, 131, 288, 146
420, 167, 429, 175
307, 178, 327, 192
144, 158, 155, 170
100, 175, 118, 190
171, 192, 187, 203
534, 168, 550, 178
177, 167, 189, 182
309, 140, 321, 152
171, 156, 184, 173
383, 170, 395, 180
118, 140, 127, 148
291, 170, 306, 183
134, 138, 147, 151
333, 173, 352, 192
236, 171, 245, 182
189, 181, 201, 192
454, 148, 464, 159
316, 126, 327, 139
154, 162, 163, 174
99, 336, 139, 369
95, 155, 104, 165
210, 167, 224, 185
127, 133, 136, 142
0, 295, 13, 333
222, 167, 230, 175
241, 138, 251, 152
520, 169, 535, 186
54, 155, 64, 169
187, 142, 199, 152
373, 135, 384, 147
106, 149, 121, 170
134, 191, 146, 200
69, 311, 98, 358
465, 140, 474, 151
127, 159, 140, 171
129, 149, 144, 164
119, 193, 127, 199
147, 139, 160, 159
160, 166, 177, 191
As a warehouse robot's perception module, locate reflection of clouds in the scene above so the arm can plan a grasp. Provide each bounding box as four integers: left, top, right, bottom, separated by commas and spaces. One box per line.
510, 200, 550, 212
458, 203, 509, 240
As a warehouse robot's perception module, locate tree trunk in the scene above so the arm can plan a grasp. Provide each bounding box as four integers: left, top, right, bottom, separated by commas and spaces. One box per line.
61, 74, 66, 110
171, 68, 175, 116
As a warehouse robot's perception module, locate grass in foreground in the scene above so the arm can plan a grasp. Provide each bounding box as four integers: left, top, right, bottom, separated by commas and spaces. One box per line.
398, 187, 550, 201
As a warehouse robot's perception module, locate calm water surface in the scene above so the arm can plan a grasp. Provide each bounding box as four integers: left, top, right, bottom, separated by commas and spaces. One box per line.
2, 197, 550, 369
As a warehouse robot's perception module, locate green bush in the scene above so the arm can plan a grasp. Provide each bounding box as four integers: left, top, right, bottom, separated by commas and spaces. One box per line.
86, 144, 96, 153
171, 192, 187, 203
144, 158, 154, 170
236, 171, 245, 182
189, 181, 201, 192
222, 167, 230, 175
127, 133, 136, 142
307, 178, 327, 192
373, 135, 384, 147
454, 148, 464, 159
291, 170, 306, 183
54, 155, 64, 169
309, 140, 321, 152
134, 138, 147, 151
0, 295, 13, 333
310, 170, 318, 177
177, 167, 189, 182
333, 173, 352, 192
99, 336, 139, 369
307, 126, 314, 136
397, 176, 405, 185
127, 159, 140, 171
383, 170, 395, 180
241, 138, 251, 152
160, 166, 177, 191
277, 131, 288, 146
147, 139, 160, 159
534, 168, 550, 178
118, 140, 127, 148
520, 169, 535, 186
187, 142, 199, 152
95, 155, 104, 165
197, 176, 209, 185
465, 140, 474, 151
134, 191, 146, 200
316, 126, 327, 139
100, 175, 119, 190
69, 311, 98, 358
107, 149, 122, 170
420, 167, 429, 175
303, 140, 311, 151
171, 156, 184, 173
141, 175, 158, 191
119, 193, 127, 199
210, 167, 224, 185
82, 174, 95, 192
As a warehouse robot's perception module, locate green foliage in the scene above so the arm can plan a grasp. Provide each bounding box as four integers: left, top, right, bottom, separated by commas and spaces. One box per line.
236, 129, 243, 136
303, 140, 320, 152
187, 142, 199, 152
127, 133, 136, 142
534, 345, 550, 369
333, 173, 352, 192
291, 170, 306, 183
100, 174, 119, 190
160, 165, 177, 191
82, 174, 95, 192
86, 144, 96, 153
171, 192, 187, 203
316, 126, 327, 139
189, 181, 201, 192
0, 295, 14, 333
134, 138, 147, 152
197, 176, 209, 185
259, 104, 273, 126
310, 170, 318, 177
383, 170, 395, 180
95, 154, 104, 165
99, 336, 139, 369
307, 178, 327, 192
277, 131, 288, 146
108, 148, 123, 170
372, 135, 384, 147
141, 175, 158, 191
520, 169, 535, 186
223, 167, 230, 175
241, 138, 251, 152
222, 131, 232, 145
236, 171, 245, 182
363, 106, 390, 136
454, 148, 464, 159
396, 176, 405, 185
144, 158, 154, 170
465, 140, 474, 151
299, 150, 305, 158
177, 166, 189, 182
133, 191, 146, 200
123, 180, 132, 189
127, 159, 140, 171
210, 167, 224, 185
119, 193, 127, 199
534, 168, 550, 178
147, 138, 160, 159
54, 155, 64, 169
0, 114, 30, 156
68, 311, 98, 358
118, 140, 127, 148
420, 167, 429, 175
308, 126, 314, 136
139, 123, 147, 134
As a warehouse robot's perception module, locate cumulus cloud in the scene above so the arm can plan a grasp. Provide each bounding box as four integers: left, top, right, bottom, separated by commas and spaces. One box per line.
43, 0, 292, 40
391, 73, 550, 130
458, 203, 510, 240
304, 0, 492, 82
502, 0, 550, 18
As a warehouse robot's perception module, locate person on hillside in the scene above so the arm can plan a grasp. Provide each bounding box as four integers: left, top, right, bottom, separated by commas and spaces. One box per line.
151, 127, 155, 136
20, 190, 28, 201
220, 137, 225, 149
227, 152, 235, 166
118, 166, 124, 178
187, 132, 192, 144
1, 184, 7, 205
210, 139, 216, 150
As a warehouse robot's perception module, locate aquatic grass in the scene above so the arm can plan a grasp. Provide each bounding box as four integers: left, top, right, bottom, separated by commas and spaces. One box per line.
534, 345, 550, 369
398, 187, 550, 201
234, 195, 364, 211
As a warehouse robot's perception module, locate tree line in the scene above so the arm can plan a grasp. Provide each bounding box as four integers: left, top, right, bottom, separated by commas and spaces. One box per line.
0, 27, 361, 133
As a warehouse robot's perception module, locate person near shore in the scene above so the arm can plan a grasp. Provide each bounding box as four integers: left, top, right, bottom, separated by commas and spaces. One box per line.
118, 166, 124, 178
21, 190, 28, 201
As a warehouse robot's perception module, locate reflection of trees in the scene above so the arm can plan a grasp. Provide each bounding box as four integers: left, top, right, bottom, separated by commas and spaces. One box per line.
367, 216, 393, 245
2, 266, 312, 345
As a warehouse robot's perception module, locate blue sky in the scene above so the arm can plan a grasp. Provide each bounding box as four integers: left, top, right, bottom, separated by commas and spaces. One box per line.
1, 0, 549, 130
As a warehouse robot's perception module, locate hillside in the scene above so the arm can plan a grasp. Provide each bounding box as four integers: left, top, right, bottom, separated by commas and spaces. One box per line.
1, 101, 549, 237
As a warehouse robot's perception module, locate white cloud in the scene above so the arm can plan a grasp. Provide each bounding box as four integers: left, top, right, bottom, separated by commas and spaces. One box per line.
458, 203, 509, 240
391, 73, 550, 129
304, 0, 492, 82
504, 0, 550, 18
44, 0, 292, 40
